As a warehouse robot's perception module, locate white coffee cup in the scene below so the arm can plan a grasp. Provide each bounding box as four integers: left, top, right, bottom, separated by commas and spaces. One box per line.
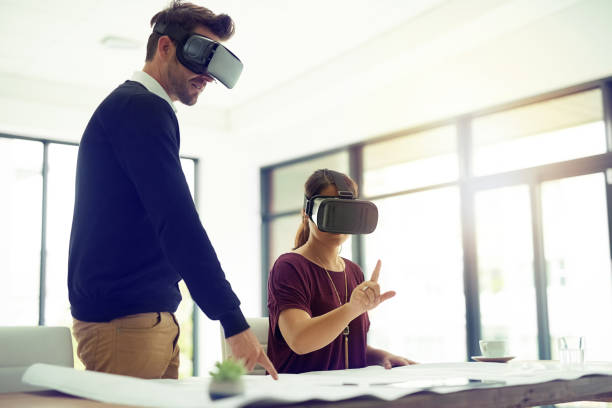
479, 340, 507, 358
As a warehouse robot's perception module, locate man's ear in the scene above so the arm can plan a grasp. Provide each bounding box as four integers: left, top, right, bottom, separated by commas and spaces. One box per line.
156, 35, 175, 61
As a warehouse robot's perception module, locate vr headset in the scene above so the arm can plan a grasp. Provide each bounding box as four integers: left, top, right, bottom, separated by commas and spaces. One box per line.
153, 22, 243, 89
303, 169, 378, 234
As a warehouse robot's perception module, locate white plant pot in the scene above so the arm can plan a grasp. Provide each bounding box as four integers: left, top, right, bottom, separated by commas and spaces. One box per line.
208, 379, 245, 400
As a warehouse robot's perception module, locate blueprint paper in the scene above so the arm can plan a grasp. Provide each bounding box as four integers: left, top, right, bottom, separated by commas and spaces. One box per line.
22, 361, 612, 408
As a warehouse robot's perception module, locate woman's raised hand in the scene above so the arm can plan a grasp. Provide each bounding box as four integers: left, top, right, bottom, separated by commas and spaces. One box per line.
348, 260, 395, 313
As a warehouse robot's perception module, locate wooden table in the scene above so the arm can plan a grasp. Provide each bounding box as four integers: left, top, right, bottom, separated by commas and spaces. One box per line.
2, 375, 612, 408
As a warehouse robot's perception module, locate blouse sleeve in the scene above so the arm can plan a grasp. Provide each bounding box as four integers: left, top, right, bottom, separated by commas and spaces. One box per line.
268, 257, 312, 334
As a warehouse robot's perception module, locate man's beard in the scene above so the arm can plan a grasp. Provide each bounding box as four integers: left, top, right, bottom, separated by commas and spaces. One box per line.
168, 59, 199, 106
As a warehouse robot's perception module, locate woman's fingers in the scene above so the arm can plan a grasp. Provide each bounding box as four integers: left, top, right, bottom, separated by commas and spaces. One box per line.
363, 286, 376, 304
370, 259, 382, 282
351, 276, 395, 312
379, 290, 396, 303
361, 282, 381, 302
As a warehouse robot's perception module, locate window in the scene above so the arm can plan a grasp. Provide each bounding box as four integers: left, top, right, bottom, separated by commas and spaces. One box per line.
0, 138, 43, 326
262, 79, 612, 367
475, 185, 538, 359
363, 125, 457, 196
269, 214, 302, 266
361, 125, 465, 362
472, 89, 605, 176
0, 135, 198, 377
177, 158, 196, 377
542, 173, 612, 361
365, 187, 466, 362
269, 151, 350, 213
45, 144, 78, 327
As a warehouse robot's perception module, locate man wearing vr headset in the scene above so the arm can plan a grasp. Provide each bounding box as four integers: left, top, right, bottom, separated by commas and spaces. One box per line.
267, 169, 416, 373
68, 1, 277, 379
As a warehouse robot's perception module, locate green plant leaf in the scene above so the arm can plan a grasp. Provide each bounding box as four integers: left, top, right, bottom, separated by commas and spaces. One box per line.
209, 359, 246, 381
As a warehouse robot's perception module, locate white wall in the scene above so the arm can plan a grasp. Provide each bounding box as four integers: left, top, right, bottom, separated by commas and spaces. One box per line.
230, 0, 612, 166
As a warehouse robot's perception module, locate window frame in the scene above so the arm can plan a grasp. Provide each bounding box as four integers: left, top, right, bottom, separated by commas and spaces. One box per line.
261, 76, 612, 362
0, 133, 201, 375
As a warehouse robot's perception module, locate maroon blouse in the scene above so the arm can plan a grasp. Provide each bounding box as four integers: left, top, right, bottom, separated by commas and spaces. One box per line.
267, 252, 370, 374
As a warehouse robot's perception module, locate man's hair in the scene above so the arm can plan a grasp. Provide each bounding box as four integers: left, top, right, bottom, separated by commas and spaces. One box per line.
145, 0, 235, 61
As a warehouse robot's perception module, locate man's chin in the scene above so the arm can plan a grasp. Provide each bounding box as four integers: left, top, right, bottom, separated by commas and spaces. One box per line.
179, 94, 199, 106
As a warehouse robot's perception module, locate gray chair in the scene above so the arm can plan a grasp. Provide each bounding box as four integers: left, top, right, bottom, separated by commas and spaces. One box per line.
220, 317, 269, 375
0, 326, 74, 393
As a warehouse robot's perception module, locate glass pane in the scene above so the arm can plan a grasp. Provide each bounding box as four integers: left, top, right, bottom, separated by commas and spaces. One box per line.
475, 185, 538, 359
0, 138, 43, 325
176, 158, 197, 378
270, 151, 349, 213
175, 280, 194, 378
472, 89, 605, 176
364, 187, 466, 363
363, 125, 458, 196
269, 214, 302, 267
542, 173, 612, 361
45, 144, 78, 327
180, 158, 195, 198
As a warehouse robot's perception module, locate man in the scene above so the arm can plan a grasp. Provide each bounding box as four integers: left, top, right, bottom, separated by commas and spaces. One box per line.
68, 1, 277, 380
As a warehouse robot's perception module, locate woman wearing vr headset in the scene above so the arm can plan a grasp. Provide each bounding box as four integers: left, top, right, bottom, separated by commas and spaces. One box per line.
267, 169, 416, 373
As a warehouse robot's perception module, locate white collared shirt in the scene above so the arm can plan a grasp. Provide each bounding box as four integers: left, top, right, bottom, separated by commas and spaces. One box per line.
130, 71, 178, 113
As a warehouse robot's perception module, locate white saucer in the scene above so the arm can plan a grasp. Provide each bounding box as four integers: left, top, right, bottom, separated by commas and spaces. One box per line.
471, 356, 515, 363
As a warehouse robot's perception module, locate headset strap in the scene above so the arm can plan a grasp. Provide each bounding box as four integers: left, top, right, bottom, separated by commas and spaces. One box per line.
324, 169, 354, 199
303, 195, 312, 215
303, 169, 354, 214
153, 22, 189, 43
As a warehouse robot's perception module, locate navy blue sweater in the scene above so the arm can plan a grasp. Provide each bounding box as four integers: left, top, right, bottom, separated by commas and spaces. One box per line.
68, 80, 248, 337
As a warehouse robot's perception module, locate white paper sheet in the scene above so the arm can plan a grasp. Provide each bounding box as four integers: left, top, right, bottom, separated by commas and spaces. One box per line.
22, 361, 612, 408
22, 363, 209, 407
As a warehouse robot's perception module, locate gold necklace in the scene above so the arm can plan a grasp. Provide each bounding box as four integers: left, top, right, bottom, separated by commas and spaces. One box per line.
314, 254, 350, 369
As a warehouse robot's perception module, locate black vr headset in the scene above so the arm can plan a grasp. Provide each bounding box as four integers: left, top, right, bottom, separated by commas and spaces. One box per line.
153, 22, 243, 89
303, 169, 378, 235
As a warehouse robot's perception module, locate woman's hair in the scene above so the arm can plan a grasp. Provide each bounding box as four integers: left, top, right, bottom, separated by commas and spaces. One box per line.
146, 0, 235, 61
293, 169, 358, 250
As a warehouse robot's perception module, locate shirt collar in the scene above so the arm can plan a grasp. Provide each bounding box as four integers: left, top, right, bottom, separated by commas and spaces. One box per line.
130, 71, 178, 113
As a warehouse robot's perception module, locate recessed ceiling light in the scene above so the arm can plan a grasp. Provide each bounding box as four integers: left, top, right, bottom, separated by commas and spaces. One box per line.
100, 35, 142, 49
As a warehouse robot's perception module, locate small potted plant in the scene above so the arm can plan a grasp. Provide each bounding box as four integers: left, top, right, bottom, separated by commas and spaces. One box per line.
208, 359, 246, 400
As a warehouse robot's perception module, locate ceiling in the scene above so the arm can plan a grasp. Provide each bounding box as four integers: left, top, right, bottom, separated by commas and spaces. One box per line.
2, 0, 609, 152
0, 0, 447, 109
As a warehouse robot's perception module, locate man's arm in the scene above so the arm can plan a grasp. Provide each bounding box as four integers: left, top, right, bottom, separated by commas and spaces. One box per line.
108, 94, 254, 336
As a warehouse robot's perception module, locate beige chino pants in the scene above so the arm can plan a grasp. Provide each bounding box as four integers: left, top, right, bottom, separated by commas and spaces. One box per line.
73, 312, 180, 379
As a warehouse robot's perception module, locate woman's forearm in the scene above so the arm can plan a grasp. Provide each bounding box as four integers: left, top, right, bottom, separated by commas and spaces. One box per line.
282, 304, 362, 355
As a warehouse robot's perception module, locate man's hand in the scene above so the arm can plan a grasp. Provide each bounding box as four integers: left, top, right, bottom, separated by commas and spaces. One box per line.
226, 328, 279, 380
348, 260, 395, 313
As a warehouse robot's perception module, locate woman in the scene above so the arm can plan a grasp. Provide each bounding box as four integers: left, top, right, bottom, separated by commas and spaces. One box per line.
267, 169, 415, 373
